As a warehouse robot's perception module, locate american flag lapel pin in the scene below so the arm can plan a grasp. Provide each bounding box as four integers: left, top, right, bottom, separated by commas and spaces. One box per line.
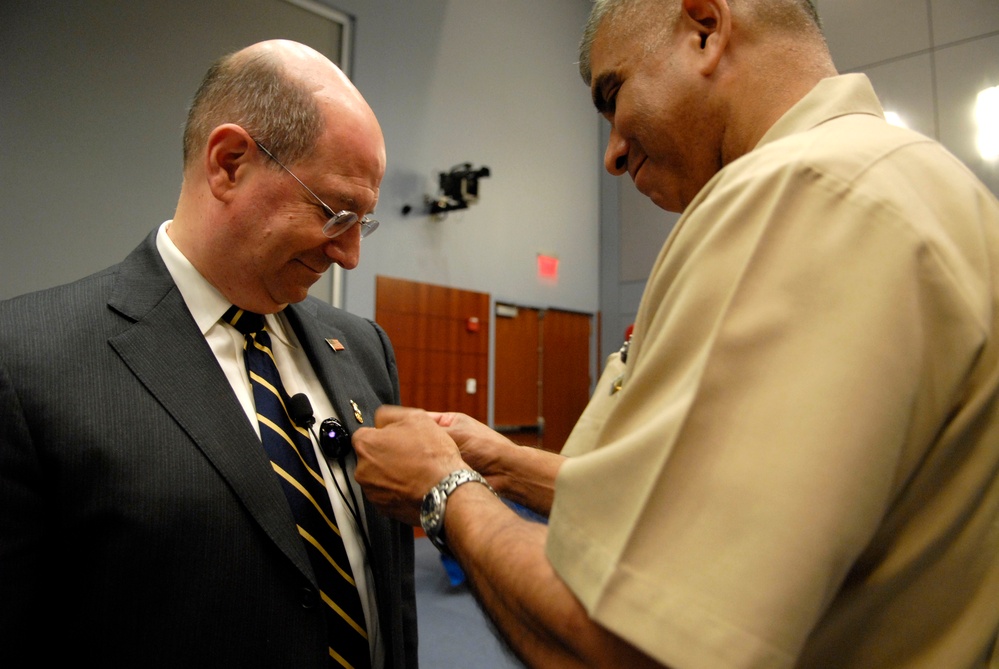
326, 338, 345, 352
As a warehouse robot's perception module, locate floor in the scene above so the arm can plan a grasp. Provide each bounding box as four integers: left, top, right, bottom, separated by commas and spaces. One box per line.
413, 536, 526, 668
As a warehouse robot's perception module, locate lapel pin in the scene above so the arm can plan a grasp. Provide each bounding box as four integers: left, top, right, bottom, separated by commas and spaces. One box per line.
350, 400, 363, 423
326, 338, 345, 352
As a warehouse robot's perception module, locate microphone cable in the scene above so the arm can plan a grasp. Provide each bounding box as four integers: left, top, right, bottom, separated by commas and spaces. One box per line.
289, 393, 374, 558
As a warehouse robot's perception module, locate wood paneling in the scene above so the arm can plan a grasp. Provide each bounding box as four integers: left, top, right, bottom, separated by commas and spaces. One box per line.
377, 278, 592, 453
494, 305, 593, 453
494, 305, 540, 428
494, 305, 542, 448
541, 309, 592, 453
375, 276, 489, 422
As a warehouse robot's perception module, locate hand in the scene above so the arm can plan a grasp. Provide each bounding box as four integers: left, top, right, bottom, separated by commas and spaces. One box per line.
353, 405, 468, 526
430, 411, 561, 516
429, 411, 513, 484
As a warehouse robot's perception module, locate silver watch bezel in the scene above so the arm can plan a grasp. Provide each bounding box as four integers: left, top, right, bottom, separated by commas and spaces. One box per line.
420, 469, 495, 555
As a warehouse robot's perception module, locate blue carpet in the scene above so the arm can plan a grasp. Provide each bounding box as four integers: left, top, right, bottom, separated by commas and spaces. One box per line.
414, 536, 525, 668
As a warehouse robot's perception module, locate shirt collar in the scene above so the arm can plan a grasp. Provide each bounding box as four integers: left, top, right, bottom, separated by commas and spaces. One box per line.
754, 73, 885, 151
155, 221, 294, 346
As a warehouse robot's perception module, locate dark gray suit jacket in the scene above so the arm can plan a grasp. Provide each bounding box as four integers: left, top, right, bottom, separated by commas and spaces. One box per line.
0, 230, 418, 667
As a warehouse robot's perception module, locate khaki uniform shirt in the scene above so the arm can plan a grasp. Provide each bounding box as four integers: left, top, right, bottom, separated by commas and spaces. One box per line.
548, 74, 999, 668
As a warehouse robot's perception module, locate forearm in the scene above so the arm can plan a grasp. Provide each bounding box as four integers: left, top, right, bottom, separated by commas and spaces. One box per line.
488, 443, 563, 517
352, 407, 657, 665
443, 484, 662, 669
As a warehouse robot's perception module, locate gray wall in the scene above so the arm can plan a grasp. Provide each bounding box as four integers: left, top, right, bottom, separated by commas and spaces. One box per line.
0, 0, 598, 321
818, 0, 999, 196
331, 0, 599, 319
0, 0, 352, 299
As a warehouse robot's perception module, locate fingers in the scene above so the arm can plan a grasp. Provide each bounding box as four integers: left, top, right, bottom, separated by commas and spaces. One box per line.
352, 405, 470, 525
429, 410, 463, 428
371, 404, 416, 427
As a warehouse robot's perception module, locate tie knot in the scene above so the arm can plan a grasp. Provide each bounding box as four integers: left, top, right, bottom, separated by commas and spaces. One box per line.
222, 305, 266, 336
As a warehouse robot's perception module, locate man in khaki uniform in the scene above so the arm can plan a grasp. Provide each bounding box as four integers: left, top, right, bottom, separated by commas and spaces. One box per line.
352, 1, 999, 667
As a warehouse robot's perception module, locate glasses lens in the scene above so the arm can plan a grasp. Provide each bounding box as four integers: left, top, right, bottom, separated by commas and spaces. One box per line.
359, 217, 380, 239
322, 211, 359, 239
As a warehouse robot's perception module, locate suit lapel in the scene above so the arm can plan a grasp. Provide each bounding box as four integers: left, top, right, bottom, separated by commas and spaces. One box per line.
285, 301, 380, 431
105, 233, 314, 580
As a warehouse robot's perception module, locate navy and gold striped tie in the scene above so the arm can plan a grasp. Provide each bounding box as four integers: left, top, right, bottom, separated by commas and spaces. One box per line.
223, 306, 370, 669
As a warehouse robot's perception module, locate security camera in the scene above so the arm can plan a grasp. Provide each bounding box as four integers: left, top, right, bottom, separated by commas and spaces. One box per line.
404, 163, 492, 216
440, 163, 491, 204
428, 163, 491, 214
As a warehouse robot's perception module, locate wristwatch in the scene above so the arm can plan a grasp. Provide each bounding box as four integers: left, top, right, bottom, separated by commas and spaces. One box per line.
420, 469, 496, 556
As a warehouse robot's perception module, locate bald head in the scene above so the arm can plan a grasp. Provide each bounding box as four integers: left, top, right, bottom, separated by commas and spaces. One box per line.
171, 40, 385, 313
183, 39, 381, 170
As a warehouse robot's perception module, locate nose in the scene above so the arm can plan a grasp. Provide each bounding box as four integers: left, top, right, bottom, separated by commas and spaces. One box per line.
604, 126, 629, 176
324, 224, 361, 270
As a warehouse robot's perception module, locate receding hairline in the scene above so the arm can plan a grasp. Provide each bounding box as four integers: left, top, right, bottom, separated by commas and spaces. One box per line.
181, 44, 326, 169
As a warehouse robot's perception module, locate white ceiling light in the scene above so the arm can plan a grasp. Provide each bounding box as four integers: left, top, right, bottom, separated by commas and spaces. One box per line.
884, 111, 908, 128
976, 86, 999, 161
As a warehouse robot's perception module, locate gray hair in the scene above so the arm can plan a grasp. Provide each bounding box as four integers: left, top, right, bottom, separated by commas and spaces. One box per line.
578, 0, 636, 85
182, 49, 324, 168
578, 0, 823, 84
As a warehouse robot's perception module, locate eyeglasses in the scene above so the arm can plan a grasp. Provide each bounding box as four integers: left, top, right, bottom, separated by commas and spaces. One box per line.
252, 139, 379, 240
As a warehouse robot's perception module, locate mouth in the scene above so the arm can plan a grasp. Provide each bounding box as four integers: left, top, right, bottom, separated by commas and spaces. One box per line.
629, 157, 651, 195
629, 156, 646, 183
296, 258, 330, 277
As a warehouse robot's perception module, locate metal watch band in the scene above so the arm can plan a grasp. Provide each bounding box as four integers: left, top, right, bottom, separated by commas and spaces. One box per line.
420, 468, 496, 556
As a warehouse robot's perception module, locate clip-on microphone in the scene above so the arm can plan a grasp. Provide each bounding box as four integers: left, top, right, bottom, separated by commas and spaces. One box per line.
289, 393, 370, 553
288, 393, 316, 430
289, 394, 352, 461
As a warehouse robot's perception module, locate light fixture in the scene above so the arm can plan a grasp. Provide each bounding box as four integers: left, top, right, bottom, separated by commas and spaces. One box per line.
976, 86, 999, 161
884, 111, 907, 128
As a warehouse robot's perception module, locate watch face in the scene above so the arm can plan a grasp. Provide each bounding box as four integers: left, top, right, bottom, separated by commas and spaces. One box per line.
421, 487, 444, 530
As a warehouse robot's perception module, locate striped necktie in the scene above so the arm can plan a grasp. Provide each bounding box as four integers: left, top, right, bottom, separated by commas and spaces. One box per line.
223, 306, 371, 669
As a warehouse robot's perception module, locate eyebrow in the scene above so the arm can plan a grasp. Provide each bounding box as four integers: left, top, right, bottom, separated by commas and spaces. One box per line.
340, 195, 379, 218
338, 194, 360, 211
323, 189, 365, 214
591, 71, 620, 115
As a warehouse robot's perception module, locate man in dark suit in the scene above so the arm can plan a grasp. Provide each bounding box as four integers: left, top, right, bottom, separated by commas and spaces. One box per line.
0, 39, 417, 667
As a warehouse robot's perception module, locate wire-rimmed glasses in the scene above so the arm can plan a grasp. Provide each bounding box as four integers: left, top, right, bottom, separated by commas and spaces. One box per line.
253, 139, 379, 240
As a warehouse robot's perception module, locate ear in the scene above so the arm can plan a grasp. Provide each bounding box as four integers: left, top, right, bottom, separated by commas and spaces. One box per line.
681, 0, 730, 76
204, 124, 255, 202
